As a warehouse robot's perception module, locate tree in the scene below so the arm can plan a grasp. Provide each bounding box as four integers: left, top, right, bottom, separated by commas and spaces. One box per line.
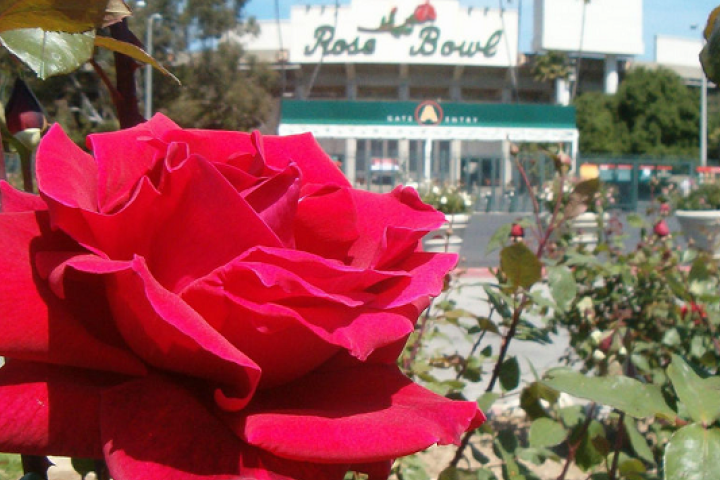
615, 67, 699, 156
574, 91, 623, 154
574, 67, 700, 157
127, 0, 275, 131
162, 43, 276, 130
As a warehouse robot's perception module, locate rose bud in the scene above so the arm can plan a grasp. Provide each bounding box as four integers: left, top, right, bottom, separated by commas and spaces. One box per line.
4, 77, 47, 150
509, 223, 524, 241
659, 203, 671, 216
681, 304, 689, 318
653, 219, 670, 237
598, 333, 614, 353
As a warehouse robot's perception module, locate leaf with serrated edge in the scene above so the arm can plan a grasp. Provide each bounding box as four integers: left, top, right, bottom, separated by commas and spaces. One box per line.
543, 370, 676, 420
94, 36, 180, 84
0, 28, 94, 79
664, 425, 720, 480
500, 242, 542, 291
667, 355, 720, 425
0, 0, 112, 33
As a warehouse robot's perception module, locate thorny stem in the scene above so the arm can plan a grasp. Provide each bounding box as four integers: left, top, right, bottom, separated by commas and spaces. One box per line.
608, 412, 626, 480
448, 158, 561, 468
109, 21, 145, 128
455, 307, 495, 381
557, 403, 598, 480
449, 292, 529, 467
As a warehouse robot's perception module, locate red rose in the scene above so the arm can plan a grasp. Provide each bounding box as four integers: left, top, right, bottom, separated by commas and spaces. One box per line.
653, 219, 670, 237
0, 115, 483, 480
414, 0, 436, 22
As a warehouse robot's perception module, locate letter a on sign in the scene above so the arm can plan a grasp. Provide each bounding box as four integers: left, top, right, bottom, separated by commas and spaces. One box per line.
419, 105, 438, 123
415, 100, 443, 125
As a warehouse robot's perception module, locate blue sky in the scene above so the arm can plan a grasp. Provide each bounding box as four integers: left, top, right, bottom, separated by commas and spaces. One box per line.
241, 0, 719, 61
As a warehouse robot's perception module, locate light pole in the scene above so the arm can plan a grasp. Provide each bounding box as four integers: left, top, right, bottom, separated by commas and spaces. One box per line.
145, 13, 162, 120
693, 24, 708, 166
702, 59, 708, 167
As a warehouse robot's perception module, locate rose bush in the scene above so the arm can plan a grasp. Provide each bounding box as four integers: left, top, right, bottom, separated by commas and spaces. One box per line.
0, 114, 484, 480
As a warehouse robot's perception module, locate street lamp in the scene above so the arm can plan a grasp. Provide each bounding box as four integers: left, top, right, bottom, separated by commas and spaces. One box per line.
145, 13, 162, 120
693, 24, 708, 167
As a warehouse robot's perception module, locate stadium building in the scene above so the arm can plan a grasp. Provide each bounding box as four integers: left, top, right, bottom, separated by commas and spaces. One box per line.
227, 0, 646, 189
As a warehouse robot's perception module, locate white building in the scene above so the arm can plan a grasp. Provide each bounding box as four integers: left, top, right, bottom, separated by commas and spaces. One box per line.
227, 0, 645, 188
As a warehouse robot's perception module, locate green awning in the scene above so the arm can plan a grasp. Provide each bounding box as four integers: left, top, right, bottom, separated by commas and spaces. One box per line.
280, 100, 576, 129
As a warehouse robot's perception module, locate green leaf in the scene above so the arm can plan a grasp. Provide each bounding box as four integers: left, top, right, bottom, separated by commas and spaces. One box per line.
438, 467, 481, 480
529, 418, 567, 448
0, 0, 129, 34
626, 213, 645, 228
499, 356, 520, 392
623, 416, 655, 464
547, 266, 577, 312
469, 443, 491, 465
543, 370, 676, 420
664, 424, 720, 480
485, 223, 512, 254
575, 420, 606, 471
520, 381, 560, 420
667, 355, 720, 425
95, 36, 180, 84
475, 470, 498, 480
0, 28, 94, 79
477, 392, 500, 413
500, 242, 542, 291
483, 285, 512, 319
71, 458, 95, 477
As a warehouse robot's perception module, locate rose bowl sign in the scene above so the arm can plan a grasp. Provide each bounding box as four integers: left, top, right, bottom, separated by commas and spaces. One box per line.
289, 0, 518, 67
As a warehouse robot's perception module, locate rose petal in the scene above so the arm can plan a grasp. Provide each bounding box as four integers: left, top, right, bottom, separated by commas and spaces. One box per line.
40, 131, 283, 292
0, 182, 46, 212
36, 124, 98, 211
102, 376, 348, 480
348, 187, 446, 268
264, 133, 350, 188
243, 163, 301, 247
0, 211, 146, 375
182, 249, 419, 384
294, 186, 359, 262
87, 113, 179, 212
105, 257, 261, 411
233, 364, 485, 463
0, 361, 128, 459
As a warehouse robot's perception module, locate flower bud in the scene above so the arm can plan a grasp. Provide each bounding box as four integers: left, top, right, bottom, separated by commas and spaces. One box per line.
509, 223, 524, 241
653, 219, 670, 238
5, 77, 47, 150
659, 203, 671, 216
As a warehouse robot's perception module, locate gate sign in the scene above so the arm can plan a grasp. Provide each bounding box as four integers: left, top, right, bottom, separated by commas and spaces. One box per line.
290, 0, 518, 66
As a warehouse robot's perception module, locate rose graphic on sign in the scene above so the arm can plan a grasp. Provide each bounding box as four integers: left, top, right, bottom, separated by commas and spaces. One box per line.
359, 0, 437, 38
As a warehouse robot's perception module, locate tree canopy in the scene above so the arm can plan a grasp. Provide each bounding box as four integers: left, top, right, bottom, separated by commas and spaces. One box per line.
575, 66, 700, 158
